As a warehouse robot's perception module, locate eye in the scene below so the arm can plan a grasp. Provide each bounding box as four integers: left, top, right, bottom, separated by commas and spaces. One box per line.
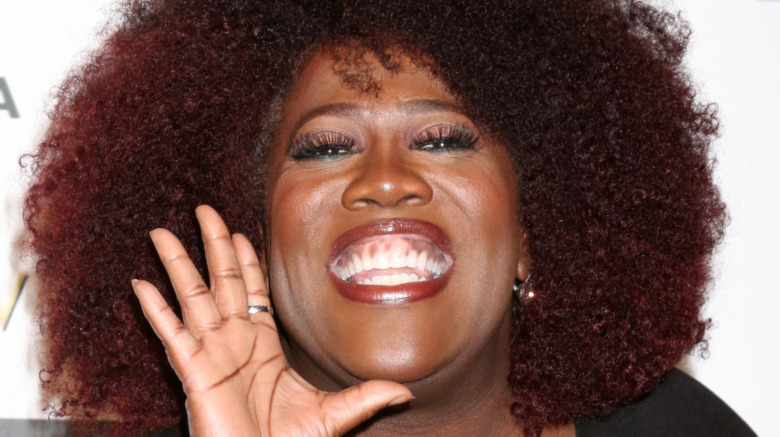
410, 124, 480, 152
288, 131, 358, 160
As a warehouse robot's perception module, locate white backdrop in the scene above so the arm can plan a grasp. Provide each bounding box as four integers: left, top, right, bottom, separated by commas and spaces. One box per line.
1, 1, 778, 435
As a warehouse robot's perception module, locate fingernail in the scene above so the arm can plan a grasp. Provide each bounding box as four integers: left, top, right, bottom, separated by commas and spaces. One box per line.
130, 279, 139, 290
387, 394, 414, 407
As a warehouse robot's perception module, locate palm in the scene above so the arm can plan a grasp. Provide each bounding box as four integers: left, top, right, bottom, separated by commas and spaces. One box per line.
133, 205, 411, 436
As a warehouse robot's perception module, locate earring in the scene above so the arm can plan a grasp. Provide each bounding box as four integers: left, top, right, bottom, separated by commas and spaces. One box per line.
513, 276, 535, 302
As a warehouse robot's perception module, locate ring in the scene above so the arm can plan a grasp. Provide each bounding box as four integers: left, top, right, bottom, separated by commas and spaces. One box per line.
248, 305, 273, 315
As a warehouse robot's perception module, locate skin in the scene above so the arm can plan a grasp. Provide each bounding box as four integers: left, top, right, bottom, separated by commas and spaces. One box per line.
133, 50, 575, 436
267, 49, 523, 431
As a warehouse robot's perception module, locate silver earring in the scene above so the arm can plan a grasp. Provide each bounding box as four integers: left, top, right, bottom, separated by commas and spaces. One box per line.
513, 276, 535, 302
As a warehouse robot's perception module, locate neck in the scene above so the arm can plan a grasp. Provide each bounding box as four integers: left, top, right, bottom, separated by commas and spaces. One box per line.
347, 368, 521, 436
284, 310, 536, 436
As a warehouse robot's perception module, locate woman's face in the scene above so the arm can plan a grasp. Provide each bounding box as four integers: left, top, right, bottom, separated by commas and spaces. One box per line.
265, 50, 525, 388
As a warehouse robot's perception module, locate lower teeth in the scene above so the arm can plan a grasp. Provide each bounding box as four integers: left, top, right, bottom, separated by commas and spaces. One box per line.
354, 273, 437, 286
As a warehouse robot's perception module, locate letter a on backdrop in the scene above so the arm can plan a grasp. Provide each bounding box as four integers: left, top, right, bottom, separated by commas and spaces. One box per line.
0, 78, 20, 118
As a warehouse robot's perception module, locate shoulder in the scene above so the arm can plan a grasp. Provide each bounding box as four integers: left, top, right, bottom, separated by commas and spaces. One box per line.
575, 368, 756, 437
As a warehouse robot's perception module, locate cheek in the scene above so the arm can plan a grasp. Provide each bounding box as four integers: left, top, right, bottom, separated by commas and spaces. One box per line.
265, 171, 343, 322
437, 158, 519, 245
433, 159, 520, 304
269, 171, 339, 228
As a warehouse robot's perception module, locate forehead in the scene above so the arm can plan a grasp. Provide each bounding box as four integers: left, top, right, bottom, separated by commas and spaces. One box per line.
279, 50, 457, 127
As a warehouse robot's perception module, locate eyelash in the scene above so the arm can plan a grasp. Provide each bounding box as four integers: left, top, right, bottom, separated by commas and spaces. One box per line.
410, 124, 480, 152
288, 124, 480, 160
288, 131, 357, 160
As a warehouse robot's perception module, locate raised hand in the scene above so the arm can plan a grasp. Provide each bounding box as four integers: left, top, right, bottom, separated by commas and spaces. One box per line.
132, 205, 413, 436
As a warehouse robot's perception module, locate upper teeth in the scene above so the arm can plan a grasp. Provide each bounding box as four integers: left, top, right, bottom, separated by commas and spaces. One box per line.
333, 235, 450, 285
337, 249, 443, 282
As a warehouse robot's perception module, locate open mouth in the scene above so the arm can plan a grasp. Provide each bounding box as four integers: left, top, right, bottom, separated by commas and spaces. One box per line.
327, 219, 455, 304
331, 234, 452, 286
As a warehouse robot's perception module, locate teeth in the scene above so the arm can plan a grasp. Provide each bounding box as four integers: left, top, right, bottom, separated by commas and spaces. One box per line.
335, 240, 449, 284
338, 257, 444, 281
390, 252, 406, 269
356, 273, 428, 286
407, 251, 417, 269
353, 255, 363, 274
362, 254, 373, 271
374, 253, 390, 270
378, 274, 410, 286
417, 251, 428, 270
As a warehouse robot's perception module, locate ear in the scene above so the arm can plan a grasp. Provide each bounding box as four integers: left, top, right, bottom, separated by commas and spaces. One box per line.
516, 230, 530, 282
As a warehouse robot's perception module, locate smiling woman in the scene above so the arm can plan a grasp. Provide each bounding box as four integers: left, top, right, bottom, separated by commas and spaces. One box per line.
264, 52, 521, 394
22, 0, 753, 436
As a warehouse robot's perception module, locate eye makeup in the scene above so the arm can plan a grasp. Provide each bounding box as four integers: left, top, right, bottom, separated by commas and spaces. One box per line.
410, 123, 480, 152
289, 123, 480, 161
288, 130, 358, 160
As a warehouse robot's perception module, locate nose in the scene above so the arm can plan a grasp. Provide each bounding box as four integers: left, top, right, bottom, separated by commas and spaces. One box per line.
341, 147, 433, 210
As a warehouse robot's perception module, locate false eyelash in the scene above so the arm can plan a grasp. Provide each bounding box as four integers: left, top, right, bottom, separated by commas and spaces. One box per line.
288, 131, 357, 160
411, 123, 480, 152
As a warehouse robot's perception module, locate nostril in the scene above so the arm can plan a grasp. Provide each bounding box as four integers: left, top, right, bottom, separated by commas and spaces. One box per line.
399, 194, 421, 205
345, 194, 423, 210
354, 198, 381, 209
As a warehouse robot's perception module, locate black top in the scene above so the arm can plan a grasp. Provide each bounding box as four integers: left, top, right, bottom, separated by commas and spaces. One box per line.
576, 368, 756, 437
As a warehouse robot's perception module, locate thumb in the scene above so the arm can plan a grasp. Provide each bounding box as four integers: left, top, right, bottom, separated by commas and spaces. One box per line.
320, 381, 413, 435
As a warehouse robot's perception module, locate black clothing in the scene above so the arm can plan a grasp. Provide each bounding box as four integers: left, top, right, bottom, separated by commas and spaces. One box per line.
576, 368, 756, 436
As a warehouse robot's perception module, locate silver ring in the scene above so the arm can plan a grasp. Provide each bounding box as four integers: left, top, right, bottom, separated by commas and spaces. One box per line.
248, 305, 272, 315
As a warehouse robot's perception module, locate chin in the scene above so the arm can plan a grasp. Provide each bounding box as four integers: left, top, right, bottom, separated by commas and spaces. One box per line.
324, 314, 449, 383
342, 346, 444, 383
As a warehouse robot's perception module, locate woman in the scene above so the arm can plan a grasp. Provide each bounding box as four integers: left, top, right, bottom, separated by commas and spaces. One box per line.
23, 0, 753, 435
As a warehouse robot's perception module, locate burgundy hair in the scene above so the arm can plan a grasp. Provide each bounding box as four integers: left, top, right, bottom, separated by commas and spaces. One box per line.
23, 0, 725, 435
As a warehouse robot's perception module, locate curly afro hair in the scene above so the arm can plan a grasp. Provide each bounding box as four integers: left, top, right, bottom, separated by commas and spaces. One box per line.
23, 0, 725, 435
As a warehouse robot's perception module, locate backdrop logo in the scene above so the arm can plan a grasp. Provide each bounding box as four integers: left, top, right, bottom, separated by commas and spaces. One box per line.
1, 273, 27, 331
0, 77, 20, 118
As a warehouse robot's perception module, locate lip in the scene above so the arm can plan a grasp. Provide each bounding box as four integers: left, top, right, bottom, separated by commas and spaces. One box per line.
327, 218, 455, 304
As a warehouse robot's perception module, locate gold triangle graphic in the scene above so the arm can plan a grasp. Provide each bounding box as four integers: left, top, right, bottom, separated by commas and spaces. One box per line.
1, 272, 28, 331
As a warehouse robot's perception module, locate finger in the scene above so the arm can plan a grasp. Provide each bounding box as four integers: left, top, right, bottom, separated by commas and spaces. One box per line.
232, 233, 270, 310
195, 205, 247, 317
151, 228, 221, 333
320, 381, 414, 436
131, 279, 200, 365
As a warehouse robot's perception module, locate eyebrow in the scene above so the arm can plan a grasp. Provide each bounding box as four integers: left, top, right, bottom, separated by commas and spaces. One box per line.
288, 99, 467, 144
